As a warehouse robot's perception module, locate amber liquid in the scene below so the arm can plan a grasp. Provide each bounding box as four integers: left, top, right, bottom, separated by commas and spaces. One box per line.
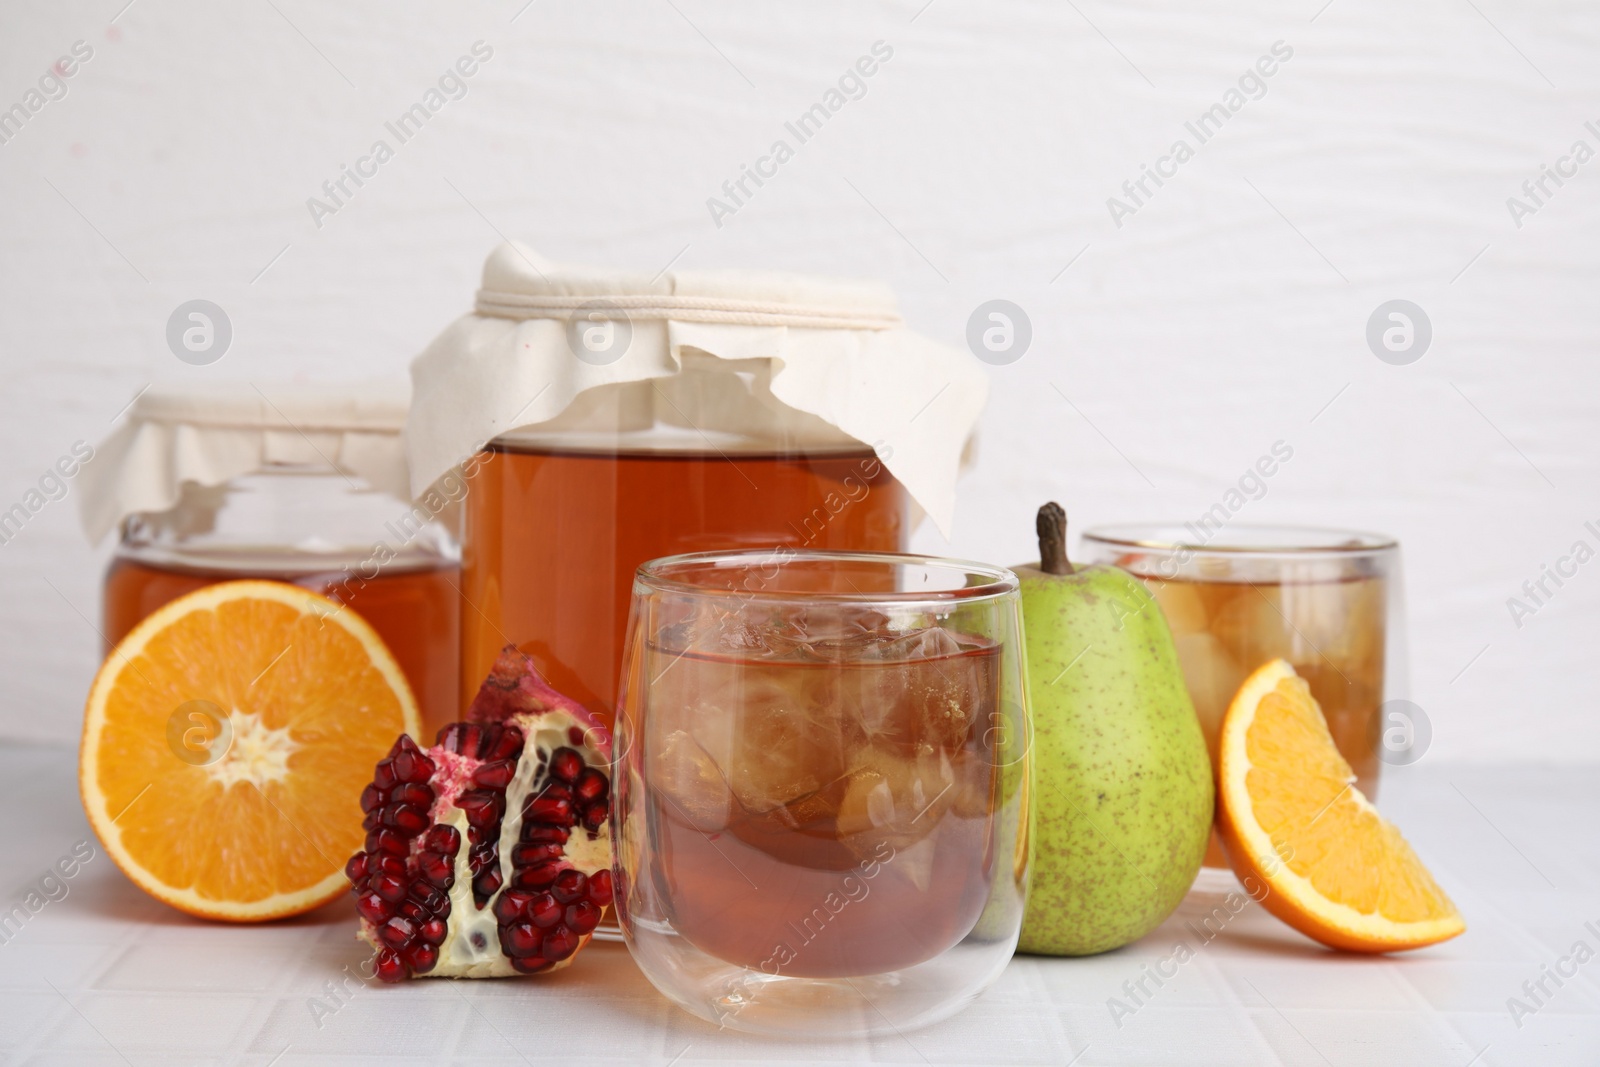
642, 640, 999, 977
1142, 573, 1386, 867
103, 553, 462, 740
461, 446, 908, 728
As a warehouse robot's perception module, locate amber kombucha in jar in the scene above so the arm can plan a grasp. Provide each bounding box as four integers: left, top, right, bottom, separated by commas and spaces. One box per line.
100, 466, 462, 740
460, 434, 908, 728
104, 546, 460, 739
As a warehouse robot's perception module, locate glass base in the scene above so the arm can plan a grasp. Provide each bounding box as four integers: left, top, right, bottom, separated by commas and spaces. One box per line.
624, 924, 1016, 1038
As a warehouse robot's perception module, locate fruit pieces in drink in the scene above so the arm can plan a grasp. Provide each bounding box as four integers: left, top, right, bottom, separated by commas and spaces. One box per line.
1217, 659, 1463, 952
1147, 575, 1386, 789
347, 646, 614, 981
81, 581, 420, 921
642, 610, 1001, 976
647, 607, 997, 870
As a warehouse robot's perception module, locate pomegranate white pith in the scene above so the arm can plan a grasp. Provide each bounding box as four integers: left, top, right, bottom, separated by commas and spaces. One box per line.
345, 647, 614, 981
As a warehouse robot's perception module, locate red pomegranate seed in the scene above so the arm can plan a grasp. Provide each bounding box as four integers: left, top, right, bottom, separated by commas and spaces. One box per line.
372, 760, 398, 791
494, 890, 533, 923
473, 867, 503, 900
419, 919, 447, 946
372, 873, 407, 903
565, 901, 602, 934
485, 725, 525, 761
417, 850, 453, 888
517, 860, 564, 890
374, 949, 407, 983
456, 724, 482, 756
527, 892, 562, 928
524, 795, 572, 824
521, 823, 570, 845
344, 853, 369, 885
509, 955, 552, 974
360, 784, 384, 812
392, 749, 435, 784
468, 842, 497, 874
551, 869, 588, 904
543, 924, 579, 961
382, 804, 430, 836
379, 916, 416, 949
582, 802, 607, 832
367, 828, 407, 856
404, 941, 439, 973
510, 843, 562, 867
567, 726, 585, 747
361, 810, 382, 832
424, 825, 461, 854
457, 791, 503, 829
573, 767, 607, 802
355, 891, 393, 924
548, 748, 582, 784
541, 782, 574, 803
587, 869, 614, 907
399, 899, 427, 922
395, 734, 422, 755
473, 760, 517, 790
372, 852, 406, 877
408, 880, 447, 914
391, 782, 434, 808
501, 922, 542, 957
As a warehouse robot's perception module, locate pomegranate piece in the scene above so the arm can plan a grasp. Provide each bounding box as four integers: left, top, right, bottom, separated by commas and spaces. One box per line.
346, 646, 613, 981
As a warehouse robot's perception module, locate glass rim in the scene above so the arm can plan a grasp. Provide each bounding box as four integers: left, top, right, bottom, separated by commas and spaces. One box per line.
1082, 523, 1398, 557
634, 549, 1020, 603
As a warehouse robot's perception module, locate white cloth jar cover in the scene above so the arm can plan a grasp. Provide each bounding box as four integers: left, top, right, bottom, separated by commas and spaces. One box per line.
405, 242, 988, 535
79, 382, 414, 544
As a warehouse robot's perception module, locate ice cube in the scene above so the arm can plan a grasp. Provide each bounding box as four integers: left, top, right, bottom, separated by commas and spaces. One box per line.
1172, 633, 1247, 764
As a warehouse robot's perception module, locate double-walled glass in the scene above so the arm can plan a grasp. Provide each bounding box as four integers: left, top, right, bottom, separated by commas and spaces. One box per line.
613, 551, 1030, 1037
1080, 525, 1406, 867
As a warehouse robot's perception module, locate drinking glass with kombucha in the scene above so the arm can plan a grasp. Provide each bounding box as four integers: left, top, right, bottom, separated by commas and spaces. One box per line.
1080, 525, 1404, 868
613, 551, 1030, 1037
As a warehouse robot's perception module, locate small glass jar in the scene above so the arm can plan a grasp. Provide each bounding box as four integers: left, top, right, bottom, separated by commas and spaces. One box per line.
87, 385, 462, 738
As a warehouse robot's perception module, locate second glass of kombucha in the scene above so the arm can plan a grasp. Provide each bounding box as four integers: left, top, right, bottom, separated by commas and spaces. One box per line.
1080, 525, 1404, 868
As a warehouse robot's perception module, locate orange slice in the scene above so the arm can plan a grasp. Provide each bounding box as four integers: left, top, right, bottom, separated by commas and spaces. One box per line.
81, 580, 420, 921
1216, 659, 1464, 952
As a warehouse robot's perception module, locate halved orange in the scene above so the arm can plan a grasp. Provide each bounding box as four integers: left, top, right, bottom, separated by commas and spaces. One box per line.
81, 580, 420, 921
1216, 659, 1464, 952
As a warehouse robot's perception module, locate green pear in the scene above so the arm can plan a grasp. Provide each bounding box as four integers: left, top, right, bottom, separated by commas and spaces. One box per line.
1016, 503, 1212, 956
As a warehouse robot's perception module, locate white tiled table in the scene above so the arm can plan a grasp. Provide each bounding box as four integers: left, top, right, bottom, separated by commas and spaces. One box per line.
2, 745, 1595, 1066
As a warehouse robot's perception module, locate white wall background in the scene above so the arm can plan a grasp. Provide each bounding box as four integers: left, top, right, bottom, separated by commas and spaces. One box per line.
1, 0, 1596, 762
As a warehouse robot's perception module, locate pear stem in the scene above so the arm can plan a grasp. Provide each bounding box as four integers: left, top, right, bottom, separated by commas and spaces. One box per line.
1037, 502, 1075, 576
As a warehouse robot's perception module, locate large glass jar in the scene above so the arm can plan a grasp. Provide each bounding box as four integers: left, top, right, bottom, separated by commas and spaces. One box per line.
84, 384, 462, 738
408, 244, 990, 729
